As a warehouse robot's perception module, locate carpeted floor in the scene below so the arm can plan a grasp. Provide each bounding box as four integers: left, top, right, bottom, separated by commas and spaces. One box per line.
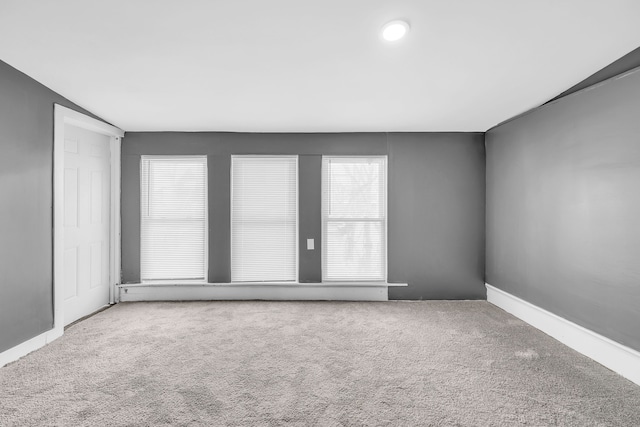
1, 301, 639, 426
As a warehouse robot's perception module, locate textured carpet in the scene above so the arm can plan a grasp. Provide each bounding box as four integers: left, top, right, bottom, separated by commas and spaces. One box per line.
1, 301, 640, 426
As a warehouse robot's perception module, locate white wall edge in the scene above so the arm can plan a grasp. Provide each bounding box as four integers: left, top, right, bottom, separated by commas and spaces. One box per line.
486, 283, 640, 387
119, 284, 390, 301
110, 135, 122, 304
55, 104, 124, 138
0, 327, 63, 368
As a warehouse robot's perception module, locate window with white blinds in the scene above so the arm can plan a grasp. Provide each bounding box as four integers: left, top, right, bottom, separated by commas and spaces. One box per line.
322, 156, 387, 281
231, 156, 298, 282
140, 156, 208, 282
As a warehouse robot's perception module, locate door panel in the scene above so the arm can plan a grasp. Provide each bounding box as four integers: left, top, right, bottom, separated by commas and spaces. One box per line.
63, 124, 111, 325
63, 247, 78, 299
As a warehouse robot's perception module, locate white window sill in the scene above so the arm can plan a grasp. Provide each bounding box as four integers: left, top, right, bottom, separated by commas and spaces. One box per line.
120, 282, 408, 288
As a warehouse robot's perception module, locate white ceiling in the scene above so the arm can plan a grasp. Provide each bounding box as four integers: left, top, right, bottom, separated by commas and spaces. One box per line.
1, 0, 639, 132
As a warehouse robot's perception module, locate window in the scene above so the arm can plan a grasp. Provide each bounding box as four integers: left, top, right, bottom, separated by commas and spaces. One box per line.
231, 156, 298, 282
140, 156, 208, 282
322, 156, 387, 281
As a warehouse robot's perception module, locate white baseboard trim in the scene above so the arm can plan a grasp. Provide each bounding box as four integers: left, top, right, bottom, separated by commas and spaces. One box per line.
119, 283, 395, 302
0, 326, 63, 369
486, 283, 640, 386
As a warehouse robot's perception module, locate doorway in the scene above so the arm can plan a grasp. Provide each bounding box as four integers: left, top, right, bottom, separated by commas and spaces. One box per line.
54, 105, 124, 329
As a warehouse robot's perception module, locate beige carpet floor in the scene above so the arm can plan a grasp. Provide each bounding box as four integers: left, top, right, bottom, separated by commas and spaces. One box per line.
1, 301, 640, 426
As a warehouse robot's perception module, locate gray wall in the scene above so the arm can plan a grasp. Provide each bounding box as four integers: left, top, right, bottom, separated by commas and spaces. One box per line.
0, 60, 104, 353
121, 132, 486, 299
547, 46, 640, 104
486, 68, 640, 352
388, 133, 486, 299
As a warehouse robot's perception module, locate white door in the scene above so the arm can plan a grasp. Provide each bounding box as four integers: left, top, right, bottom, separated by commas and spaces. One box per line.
63, 124, 111, 325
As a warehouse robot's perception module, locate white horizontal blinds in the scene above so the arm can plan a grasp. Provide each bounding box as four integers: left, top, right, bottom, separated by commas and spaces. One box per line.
322, 157, 387, 281
140, 156, 208, 281
231, 156, 298, 282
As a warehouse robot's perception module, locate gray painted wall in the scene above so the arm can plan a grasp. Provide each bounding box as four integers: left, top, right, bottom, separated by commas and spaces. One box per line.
298, 155, 322, 283
0, 60, 104, 353
546, 46, 640, 104
388, 133, 486, 299
486, 68, 640, 352
121, 132, 486, 299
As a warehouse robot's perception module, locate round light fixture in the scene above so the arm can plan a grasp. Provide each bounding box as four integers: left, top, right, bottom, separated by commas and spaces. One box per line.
381, 20, 410, 42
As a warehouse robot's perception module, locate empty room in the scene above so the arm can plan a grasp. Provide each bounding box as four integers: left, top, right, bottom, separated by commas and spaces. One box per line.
1, 1, 640, 425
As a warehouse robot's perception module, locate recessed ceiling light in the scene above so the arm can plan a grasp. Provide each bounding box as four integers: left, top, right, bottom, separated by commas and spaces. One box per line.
381, 20, 410, 42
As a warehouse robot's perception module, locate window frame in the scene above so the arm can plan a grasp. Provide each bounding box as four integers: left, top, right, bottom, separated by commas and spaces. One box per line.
140, 155, 209, 283
230, 155, 299, 283
321, 155, 388, 283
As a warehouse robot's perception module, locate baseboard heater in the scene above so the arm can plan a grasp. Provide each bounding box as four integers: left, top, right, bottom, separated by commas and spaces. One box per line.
117, 282, 408, 302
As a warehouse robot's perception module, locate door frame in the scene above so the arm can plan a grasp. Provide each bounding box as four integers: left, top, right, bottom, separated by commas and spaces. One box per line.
53, 104, 124, 333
